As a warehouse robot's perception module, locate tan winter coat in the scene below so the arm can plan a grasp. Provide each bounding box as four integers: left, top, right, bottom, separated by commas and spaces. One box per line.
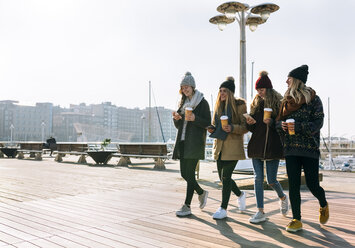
213, 100, 248, 161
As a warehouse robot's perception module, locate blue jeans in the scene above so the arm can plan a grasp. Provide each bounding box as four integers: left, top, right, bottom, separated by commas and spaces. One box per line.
252, 159, 285, 209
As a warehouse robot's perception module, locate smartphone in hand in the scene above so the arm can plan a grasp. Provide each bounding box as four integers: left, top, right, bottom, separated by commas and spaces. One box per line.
207, 125, 216, 133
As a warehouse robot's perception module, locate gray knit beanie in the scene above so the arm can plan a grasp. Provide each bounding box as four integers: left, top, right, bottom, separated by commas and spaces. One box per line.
180, 72, 196, 88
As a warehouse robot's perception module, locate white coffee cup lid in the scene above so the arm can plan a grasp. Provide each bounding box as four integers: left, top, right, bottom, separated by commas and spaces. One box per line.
286, 119, 295, 123
185, 107, 193, 110
264, 108, 272, 112
220, 115, 228, 120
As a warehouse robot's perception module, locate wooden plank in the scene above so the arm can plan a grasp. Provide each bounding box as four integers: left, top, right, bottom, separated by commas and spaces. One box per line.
97, 225, 182, 248
0, 231, 23, 245
38, 236, 89, 248
27, 238, 65, 248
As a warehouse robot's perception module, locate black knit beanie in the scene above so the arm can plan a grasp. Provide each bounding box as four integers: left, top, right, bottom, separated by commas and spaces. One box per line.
220, 76, 235, 93
288, 65, 309, 84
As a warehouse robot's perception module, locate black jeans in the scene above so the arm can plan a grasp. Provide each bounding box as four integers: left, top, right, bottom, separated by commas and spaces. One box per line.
285, 156, 327, 220
179, 142, 203, 206
217, 158, 242, 209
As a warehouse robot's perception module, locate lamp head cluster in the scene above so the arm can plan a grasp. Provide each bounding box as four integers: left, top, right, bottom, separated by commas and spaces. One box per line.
209, 1, 279, 32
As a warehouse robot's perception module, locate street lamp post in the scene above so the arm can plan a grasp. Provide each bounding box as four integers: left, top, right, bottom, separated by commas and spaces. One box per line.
10, 124, 14, 145
41, 121, 45, 142
209, 2, 279, 99
141, 114, 146, 142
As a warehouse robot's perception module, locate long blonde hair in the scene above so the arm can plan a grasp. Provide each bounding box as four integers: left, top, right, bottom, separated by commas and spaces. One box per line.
213, 89, 242, 124
285, 78, 312, 104
250, 88, 282, 118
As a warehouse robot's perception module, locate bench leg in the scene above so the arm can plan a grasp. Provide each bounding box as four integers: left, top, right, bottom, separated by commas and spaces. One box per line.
77, 155, 87, 164
153, 158, 166, 170
35, 153, 42, 161
55, 154, 63, 162
17, 152, 24, 159
117, 157, 131, 166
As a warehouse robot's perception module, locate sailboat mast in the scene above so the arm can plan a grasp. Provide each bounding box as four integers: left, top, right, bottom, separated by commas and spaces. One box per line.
149, 81, 151, 142
328, 97, 332, 169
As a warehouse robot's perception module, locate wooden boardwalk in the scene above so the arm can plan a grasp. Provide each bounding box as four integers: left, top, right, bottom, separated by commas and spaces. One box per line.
0, 156, 354, 247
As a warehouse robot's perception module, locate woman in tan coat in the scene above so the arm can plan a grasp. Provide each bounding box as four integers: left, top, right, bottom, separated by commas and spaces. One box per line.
208, 77, 248, 219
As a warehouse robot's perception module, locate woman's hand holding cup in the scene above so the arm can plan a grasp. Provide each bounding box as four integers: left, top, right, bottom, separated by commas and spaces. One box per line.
281, 121, 288, 132
185, 113, 195, 121
222, 124, 232, 133
263, 118, 271, 125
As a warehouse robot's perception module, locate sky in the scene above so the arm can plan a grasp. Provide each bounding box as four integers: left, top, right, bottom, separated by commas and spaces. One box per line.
0, 0, 354, 139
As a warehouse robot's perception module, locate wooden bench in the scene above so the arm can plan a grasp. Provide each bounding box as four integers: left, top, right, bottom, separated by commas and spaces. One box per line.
54, 142, 88, 164
17, 142, 45, 160
115, 143, 170, 170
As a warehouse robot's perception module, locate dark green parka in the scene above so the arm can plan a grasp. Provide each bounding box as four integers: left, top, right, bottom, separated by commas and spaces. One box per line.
172, 98, 211, 160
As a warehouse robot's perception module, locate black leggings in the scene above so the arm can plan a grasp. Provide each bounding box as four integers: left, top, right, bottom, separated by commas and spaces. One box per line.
179, 142, 203, 206
285, 156, 327, 220
217, 158, 242, 209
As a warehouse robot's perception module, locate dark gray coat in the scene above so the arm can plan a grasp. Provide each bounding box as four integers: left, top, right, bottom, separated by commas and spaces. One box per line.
172, 98, 211, 160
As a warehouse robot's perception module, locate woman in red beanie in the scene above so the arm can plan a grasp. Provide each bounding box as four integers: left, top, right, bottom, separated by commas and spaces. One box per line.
245, 71, 289, 224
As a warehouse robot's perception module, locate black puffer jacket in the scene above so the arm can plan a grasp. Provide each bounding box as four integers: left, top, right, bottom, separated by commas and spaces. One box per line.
172, 98, 211, 160
247, 100, 283, 160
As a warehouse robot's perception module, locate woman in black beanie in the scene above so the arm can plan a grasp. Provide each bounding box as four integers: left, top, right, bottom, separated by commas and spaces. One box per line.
208, 76, 248, 219
276, 65, 329, 232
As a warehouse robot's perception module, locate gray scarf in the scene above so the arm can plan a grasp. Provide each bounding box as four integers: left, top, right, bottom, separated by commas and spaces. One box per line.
181, 90, 204, 114
180, 90, 204, 141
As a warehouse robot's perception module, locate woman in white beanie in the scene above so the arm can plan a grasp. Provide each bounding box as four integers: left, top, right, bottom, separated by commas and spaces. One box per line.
172, 72, 211, 217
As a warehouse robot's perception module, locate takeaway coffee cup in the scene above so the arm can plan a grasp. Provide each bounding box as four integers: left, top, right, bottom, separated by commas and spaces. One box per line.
185, 107, 193, 120
220, 115, 228, 127
264, 108, 272, 120
286, 119, 295, 135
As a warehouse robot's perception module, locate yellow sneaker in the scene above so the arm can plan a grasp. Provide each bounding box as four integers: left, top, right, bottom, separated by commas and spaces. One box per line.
286, 219, 303, 232
319, 204, 329, 224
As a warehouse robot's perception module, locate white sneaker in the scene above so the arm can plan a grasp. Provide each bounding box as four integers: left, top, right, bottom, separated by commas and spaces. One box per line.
280, 195, 289, 216
238, 191, 246, 212
198, 190, 209, 209
249, 211, 266, 224
176, 204, 191, 217
213, 207, 227, 219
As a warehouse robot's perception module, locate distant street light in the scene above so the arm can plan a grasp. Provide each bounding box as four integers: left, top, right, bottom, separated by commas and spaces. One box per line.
350, 135, 355, 149
41, 121, 45, 142
209, 2, 279, 99
10, 124, 14, 145
141, 114, 146, 142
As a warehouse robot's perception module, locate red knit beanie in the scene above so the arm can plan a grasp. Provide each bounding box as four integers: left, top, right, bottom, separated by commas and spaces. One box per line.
255, 71, 273, 89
